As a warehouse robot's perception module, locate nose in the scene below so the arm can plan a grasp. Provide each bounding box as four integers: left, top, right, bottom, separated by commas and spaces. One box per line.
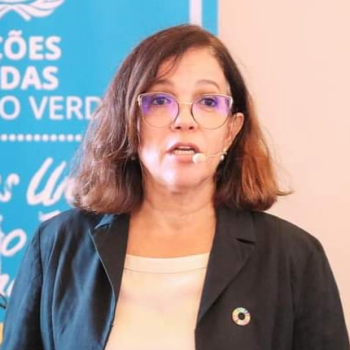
171, 102, 198, 130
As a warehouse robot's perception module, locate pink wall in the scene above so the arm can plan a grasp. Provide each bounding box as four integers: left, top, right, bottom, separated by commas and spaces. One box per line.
219, 0, 350, 329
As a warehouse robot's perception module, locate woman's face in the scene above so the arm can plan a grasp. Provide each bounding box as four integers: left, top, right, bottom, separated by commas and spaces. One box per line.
138, 47, 243, 193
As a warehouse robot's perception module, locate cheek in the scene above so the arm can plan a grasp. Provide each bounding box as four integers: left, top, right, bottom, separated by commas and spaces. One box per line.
206, 129, 228, 152
138, 128, 165, 165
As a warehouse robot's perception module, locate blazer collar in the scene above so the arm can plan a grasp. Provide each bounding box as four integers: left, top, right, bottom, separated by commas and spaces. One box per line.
90, 205, 256, 325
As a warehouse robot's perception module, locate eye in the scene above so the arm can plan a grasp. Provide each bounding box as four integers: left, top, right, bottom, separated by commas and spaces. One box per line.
150, 94, 172, 106
198, 96, 218, 108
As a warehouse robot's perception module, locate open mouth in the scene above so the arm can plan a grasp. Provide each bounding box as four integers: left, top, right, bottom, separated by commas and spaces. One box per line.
172, 146, 196, 155
168, 143, 200, 156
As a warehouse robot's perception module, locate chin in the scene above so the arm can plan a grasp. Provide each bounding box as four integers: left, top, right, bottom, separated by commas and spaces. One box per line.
163, 173, 212, 192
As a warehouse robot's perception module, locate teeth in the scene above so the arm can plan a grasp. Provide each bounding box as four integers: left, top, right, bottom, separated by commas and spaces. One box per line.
173, 149, 195, 155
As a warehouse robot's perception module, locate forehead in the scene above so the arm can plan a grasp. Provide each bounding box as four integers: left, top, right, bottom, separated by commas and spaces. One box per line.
154, 48, 227, 90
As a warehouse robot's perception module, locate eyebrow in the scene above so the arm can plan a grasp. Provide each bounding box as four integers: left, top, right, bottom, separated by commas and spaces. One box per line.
151, 78, 221, 91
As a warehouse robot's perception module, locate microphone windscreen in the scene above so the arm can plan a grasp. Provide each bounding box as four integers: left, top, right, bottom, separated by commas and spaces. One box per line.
192, 153, 206, 163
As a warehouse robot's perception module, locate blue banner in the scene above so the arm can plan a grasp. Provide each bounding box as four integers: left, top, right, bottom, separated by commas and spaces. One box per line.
0, 0, 218, 326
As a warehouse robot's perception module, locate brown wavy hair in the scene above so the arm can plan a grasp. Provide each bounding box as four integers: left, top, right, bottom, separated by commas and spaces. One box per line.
70, 24, 288, 213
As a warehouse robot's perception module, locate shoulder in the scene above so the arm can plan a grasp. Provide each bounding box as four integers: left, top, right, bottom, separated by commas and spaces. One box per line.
250, 210, 321, 246
218, 205, 327, 269
249, 210, 327, 269
34, 208, 107, 263
38, 207, 103, 234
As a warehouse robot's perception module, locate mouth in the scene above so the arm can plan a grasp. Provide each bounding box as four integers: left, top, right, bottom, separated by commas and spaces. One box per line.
168, 143, 200, 156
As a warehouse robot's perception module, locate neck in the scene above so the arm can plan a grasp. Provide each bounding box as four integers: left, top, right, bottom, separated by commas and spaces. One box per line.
131, 177, 216, 235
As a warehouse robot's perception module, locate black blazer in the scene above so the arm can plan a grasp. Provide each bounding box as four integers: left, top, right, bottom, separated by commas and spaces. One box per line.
1, 206, 349, 349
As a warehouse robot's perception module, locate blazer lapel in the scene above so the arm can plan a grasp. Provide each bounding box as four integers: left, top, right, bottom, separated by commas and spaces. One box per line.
196, 206, 256, 324
90, 213, 130, 300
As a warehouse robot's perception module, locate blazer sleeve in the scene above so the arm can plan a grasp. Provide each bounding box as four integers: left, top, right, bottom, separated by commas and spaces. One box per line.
292, 238, 349, 350
0, 227, 44, 350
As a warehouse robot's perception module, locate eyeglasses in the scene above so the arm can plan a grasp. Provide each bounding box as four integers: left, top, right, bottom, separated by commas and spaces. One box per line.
137, 92, 233, 129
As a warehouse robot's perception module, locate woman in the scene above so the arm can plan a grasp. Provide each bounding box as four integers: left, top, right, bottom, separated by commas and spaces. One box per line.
1, 25, 349, 350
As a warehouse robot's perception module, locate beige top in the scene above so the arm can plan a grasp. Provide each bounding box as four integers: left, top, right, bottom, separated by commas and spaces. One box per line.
105, 252, 210, 350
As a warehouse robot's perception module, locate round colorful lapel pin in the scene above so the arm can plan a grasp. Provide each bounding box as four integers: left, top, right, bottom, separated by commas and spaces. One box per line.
232, 307, 251, 326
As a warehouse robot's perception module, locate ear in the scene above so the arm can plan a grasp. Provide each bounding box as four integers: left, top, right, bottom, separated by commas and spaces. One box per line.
224, 112, 244, 150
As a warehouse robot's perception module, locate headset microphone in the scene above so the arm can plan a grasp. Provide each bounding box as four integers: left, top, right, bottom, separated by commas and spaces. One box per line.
192, 150, 226, 164
192, 153, 207, 163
